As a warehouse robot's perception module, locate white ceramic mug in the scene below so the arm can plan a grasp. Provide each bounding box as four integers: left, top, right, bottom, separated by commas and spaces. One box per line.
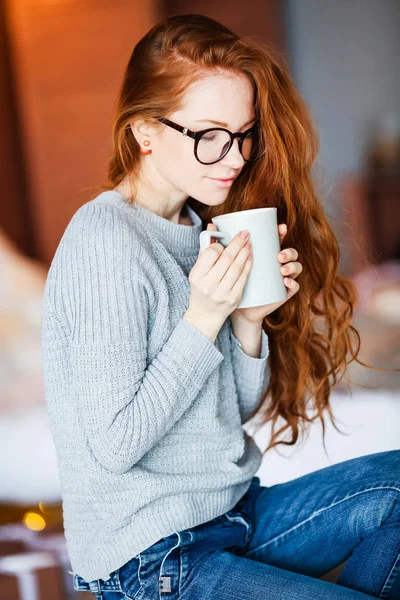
199, 207, 287, 308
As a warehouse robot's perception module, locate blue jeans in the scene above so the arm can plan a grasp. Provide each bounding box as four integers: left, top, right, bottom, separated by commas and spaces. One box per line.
73, 449, 400, 599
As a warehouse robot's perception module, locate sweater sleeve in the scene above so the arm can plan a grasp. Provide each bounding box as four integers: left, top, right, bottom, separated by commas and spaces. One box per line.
44, 203, 224, 473
230, 326, 271, 425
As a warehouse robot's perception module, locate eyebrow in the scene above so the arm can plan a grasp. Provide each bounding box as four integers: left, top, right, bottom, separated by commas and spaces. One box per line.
194, 117, 256, 129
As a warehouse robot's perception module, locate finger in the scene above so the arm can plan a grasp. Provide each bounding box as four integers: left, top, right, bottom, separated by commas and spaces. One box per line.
279, 247, 298, 262
196, 226, 225, 275
278, 223, 287, 241
284, 276, 300, 295
229, 250, 253, 299
197, 229, 249, 280
207, 222, 218, 244
211, 232, 251, 285
280, 261, 303, 278
195, 242, 224, 276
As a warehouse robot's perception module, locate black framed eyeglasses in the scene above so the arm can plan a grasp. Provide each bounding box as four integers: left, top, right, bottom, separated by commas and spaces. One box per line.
155, 117, 266, 165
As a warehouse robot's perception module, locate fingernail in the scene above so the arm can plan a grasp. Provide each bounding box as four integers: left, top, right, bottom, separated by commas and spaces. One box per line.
240, 230, 249, 239
280, 251, 287, 258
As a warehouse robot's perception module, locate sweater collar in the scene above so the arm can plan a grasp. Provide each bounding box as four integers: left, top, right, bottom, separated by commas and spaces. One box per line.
100, 190, 203, 253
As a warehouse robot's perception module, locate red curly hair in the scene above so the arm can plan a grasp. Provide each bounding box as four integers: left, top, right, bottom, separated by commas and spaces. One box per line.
101, 13, 393, 457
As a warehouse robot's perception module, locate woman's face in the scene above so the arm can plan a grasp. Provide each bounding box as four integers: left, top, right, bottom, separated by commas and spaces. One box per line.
147, 71, 256, 208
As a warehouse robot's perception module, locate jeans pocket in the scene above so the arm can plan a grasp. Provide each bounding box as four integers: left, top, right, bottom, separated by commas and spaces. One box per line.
116, 554, 144, 600
138, 534, 189, 600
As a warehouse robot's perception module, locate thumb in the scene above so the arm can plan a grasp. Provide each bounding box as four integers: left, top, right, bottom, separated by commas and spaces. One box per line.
206, 222, 218, 244
207, 222, 218, 231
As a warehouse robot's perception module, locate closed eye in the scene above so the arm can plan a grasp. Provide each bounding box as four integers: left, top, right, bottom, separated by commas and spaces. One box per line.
195, 118, 256, 130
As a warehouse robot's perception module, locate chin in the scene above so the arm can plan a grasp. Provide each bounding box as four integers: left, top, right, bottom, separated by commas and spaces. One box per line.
197, 197, 228, 208
212, 192, 231, 203
199, 187, 231, 203
188, 189, 227, 206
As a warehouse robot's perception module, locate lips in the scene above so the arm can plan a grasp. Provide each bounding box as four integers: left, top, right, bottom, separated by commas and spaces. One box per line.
208, 177, 236, 187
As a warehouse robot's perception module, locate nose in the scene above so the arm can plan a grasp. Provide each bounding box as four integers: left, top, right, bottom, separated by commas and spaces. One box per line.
220, 138, 246, 169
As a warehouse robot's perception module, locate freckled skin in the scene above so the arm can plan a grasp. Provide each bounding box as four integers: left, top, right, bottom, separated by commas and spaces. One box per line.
115, 71, 255, 223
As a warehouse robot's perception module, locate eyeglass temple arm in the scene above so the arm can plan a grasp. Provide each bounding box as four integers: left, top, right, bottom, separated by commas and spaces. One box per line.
156, 118, 196, 139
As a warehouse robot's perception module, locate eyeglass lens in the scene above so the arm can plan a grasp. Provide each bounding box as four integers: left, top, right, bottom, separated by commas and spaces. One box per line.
197, 128, 264, 164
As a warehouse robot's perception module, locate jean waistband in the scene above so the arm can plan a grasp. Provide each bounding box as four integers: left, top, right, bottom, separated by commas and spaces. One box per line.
73, 477, 263, 591
146, 476, 262, 556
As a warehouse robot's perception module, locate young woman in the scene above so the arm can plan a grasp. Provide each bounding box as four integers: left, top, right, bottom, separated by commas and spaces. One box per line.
41, 13, 400, 600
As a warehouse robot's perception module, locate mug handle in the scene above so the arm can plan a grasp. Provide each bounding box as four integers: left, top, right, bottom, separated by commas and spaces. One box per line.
199, 230, 233, 254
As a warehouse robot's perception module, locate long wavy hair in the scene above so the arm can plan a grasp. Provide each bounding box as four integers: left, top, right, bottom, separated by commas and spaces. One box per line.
101, 13, 396, 456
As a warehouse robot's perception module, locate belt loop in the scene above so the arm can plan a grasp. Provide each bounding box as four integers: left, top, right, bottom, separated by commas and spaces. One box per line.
177, 530, 194, 546
88, 579, 103, 598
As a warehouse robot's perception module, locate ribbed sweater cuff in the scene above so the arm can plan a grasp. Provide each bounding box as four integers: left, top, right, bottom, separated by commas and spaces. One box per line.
168, 318, 224, 384
230, 327, 269, 380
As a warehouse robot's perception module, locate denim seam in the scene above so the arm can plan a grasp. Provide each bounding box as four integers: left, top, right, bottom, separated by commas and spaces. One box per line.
115, 555, 144, 600
380, 551, 400, 599
224, 513, 252, 545
246, 484, 400, 555
158, 533, 181, 600
178, 548, 218, 598
179, 536, 184, 598
88, 580, 102, 596
100, 572, 119, 591
102, 583, 119, 591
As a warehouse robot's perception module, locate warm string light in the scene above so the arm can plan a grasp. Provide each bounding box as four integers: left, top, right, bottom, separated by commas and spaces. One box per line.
23, 511, 46, 531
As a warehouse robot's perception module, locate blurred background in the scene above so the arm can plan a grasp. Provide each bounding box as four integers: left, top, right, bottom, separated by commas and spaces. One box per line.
1, 0, 399, 597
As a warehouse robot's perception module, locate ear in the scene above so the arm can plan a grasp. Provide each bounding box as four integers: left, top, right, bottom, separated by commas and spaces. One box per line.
129, 118, 156, 146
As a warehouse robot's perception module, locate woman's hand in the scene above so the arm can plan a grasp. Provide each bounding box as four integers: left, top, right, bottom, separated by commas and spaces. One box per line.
206, 222, 302, 326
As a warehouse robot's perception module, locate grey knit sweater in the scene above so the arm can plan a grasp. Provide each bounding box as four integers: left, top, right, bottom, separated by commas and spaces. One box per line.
40, 190, 270, 582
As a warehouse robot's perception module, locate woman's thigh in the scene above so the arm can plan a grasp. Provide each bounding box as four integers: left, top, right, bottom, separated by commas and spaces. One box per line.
133, 518, 379, 600
239, 449, 400, 578
178, 547, 378, 600
83, 451, 399, 600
